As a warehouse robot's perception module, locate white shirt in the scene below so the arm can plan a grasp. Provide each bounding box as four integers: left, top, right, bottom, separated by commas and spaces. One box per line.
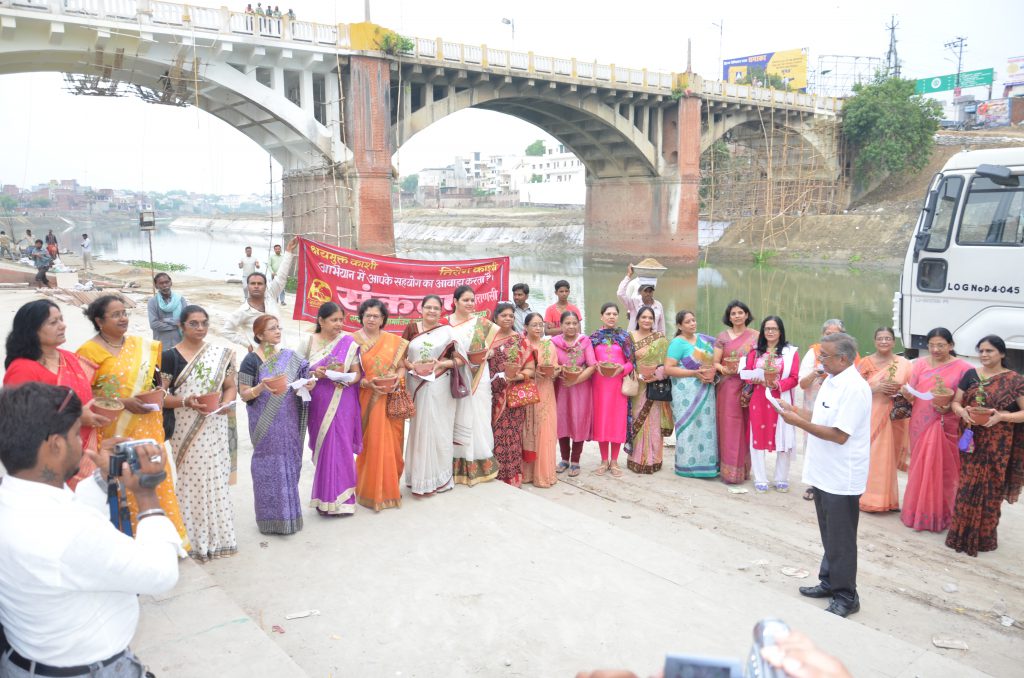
80, 237, 91, 252
616, 276, 666, 334
240, 255, 260, 278
802, 363, 872, 495
222, 252, 293, 348
0, 475, 180, 666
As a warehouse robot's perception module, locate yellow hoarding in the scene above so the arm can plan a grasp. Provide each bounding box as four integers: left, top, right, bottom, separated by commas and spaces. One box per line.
723, 48, 808, 91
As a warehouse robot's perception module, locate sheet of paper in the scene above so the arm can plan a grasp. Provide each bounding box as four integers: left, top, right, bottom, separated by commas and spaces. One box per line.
764, 390, 784, 412
904, 384, 934, 401
140, 403, 161, 412
738, 368, 764, 380
287, 377, 317, 402
491, 371, 505, 382
205, 400, 236, 416
325, 370, 357, 384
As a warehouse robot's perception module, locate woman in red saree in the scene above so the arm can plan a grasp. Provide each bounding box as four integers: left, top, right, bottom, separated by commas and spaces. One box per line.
947, 335, 1024, 556
900, 327, 972, 532
488, 303, 536, 487
712, 300, 758, 484
3, 300, 110, 488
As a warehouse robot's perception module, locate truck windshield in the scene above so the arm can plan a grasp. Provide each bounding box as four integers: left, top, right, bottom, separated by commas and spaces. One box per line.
957, 176, 1024, 246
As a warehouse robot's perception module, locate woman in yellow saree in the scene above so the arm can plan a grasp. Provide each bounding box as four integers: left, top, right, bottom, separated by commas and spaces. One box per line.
77, 295, 190, 550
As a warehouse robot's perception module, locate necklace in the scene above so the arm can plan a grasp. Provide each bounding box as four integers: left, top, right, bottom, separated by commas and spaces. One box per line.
98, 333, 125, 348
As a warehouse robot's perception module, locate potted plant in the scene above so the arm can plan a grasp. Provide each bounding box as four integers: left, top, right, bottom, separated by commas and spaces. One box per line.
537, 339, 558, 379
371, 356, 399, 391
722, 349, 741, 375
503, 341, 522, 380
598, 361, 620, 378
261, 345, 289, 395
969, 376, 993, 425
192, 361, 222, 411
561, 345, 584, 385
135, 360, 164, 405
92, 373, 125, 420
467, 321, 489, 365
762, 347, 779, 390
413, 341, 436, 376
931, 375, 954, 408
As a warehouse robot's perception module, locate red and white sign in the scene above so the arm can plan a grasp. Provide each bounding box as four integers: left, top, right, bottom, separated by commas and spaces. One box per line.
294, 238, 510, 334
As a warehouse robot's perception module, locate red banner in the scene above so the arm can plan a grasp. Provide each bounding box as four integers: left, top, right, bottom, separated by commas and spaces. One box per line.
294, 238, 510, 334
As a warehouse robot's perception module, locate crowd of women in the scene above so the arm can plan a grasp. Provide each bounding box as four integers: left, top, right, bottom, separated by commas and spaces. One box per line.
3, 287, 1021, 561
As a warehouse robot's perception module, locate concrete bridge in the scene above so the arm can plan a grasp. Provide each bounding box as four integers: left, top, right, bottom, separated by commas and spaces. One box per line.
0, 0, 844, 257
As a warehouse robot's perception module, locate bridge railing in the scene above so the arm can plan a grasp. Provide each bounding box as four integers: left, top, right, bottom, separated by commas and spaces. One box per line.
3, 0, 841, 111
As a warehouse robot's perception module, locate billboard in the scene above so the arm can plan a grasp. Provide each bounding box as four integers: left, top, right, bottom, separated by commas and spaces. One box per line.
915, 68, 994, 94
723, 48, 808, 91
1007, 56, 1024, 84
976, 99, 1010, 128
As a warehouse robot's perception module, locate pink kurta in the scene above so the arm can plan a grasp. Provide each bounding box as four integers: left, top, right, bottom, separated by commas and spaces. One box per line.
553, 335, 596, 441
591, 342, 633, 443
744, 347, 800, 451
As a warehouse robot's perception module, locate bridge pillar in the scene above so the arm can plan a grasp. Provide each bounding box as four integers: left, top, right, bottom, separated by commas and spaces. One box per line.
342, 55, 395, 254
584, 97, 701, 260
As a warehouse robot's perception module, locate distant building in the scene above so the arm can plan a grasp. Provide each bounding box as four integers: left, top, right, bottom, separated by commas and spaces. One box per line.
513, 143, 585, 206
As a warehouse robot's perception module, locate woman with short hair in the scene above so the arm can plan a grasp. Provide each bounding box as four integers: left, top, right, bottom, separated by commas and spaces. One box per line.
626, 306, 671, 474
712, 300, 759, 484
590, 302, 634, 477
552, 310, 595, 477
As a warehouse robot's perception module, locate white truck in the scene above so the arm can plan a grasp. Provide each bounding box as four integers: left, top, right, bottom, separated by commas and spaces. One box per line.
894, 147, 1024, 370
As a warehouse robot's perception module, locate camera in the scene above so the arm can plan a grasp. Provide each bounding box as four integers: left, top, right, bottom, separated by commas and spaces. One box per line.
109, 439, 167, 489
664, 618, 789, 678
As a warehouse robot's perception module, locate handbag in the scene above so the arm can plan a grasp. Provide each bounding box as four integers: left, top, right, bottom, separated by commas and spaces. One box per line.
890, 394, 912, 420
386, 386, 416, 419
739, 383, 755, 408
507, 378, 541, 409
646, 379, 672, 402
621, 371, 640, 397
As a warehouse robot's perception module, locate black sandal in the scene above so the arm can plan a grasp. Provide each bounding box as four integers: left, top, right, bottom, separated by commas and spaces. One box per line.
803, 487, 815, 501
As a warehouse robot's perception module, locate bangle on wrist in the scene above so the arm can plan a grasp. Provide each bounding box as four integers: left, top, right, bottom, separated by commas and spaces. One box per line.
136, 508, 166, 520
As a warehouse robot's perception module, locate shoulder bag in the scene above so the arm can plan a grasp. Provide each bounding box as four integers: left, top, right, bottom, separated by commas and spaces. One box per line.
646, 378, 672, 402
621, 370, 640, 397
507, 378, 541, 409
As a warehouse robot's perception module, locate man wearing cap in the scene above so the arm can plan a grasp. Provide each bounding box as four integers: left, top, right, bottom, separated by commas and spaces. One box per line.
617, 264, 665, 334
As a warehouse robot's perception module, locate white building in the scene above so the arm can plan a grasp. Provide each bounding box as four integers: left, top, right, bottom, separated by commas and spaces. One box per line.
512, 143, 586, 206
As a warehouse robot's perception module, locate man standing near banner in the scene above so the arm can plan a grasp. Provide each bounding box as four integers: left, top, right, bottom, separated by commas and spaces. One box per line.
222, 238, 296, 352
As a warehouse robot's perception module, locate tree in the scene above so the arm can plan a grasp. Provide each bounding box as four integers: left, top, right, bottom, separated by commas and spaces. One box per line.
0, 195, 16, 212
842, 76, 942, 181
29, 198, 51, 208
525, 140, 546, 156
400, 174, 419, 193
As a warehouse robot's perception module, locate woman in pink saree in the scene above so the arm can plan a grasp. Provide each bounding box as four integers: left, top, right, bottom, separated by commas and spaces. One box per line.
712, 300, 759, 484
901, 327, 972, 532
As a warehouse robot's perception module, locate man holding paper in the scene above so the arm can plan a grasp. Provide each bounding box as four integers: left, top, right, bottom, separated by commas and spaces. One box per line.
778, 333, 871, 618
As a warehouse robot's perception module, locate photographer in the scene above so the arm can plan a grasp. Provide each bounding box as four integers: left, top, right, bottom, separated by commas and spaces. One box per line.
0, 383, 181, 677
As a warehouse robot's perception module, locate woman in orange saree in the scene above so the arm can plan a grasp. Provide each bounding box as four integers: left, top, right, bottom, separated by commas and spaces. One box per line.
857, 328, 911, 513
77, 295, 190, 549
353, 299, 408, 511
522, 313, 558, 488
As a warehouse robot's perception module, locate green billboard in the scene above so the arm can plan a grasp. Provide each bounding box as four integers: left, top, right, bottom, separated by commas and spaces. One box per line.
915, 68, 994, 94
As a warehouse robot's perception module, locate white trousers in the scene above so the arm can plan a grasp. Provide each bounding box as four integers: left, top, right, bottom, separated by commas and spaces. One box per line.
751, 448, 792, 485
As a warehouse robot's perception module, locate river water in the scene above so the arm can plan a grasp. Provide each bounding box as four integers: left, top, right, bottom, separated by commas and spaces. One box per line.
69, 217, 901, 352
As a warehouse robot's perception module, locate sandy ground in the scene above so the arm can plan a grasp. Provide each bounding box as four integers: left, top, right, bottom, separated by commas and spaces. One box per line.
1, 255, 1022, 676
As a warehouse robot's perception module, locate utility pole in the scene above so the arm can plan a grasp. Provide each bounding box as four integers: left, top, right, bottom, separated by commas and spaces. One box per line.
884, 15, 900, 78
944, 36, 966, 87
711, 20, 724, 79
363, 0, 371, 22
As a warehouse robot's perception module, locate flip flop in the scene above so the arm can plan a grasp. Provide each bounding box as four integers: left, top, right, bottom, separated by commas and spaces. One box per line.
803, 487, 815, 501
556, 461, 570, 474
754, 483, 769, 493
594, 462, 609, 476
568, 464, 581, 477
609, 464, 623, 478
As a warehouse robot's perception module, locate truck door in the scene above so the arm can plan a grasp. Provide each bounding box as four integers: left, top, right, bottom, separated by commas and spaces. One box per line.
908, 175, 963, 350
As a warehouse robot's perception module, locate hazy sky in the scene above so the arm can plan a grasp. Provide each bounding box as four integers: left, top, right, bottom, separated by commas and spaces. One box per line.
0, 0, 1020, 194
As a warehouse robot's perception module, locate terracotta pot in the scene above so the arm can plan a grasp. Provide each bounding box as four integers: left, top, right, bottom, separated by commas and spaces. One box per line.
196, 391, 221, 412
467, 348, 488, 365
373, 375, 399, 391
969, 406, 993, 425
561, 367, 582, 385
136, 389, 165, 405
263, 373, 289, 395
763, 371, 779, 390
413, 360, 436, 376
598, 362, 619, 378
722, 357, 740, 375
504, 363, 521, 380
92, 398, 124, 422
638, 364, 658, 380
931, 390, 954, 408
537, 365, 556, 379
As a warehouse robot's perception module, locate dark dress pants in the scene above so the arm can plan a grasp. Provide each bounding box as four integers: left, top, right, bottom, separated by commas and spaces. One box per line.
813, 488, 861, 605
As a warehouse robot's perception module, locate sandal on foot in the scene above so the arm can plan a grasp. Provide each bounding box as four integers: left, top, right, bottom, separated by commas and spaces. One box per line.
754, 483, 769, 493
609, 464, 624, 478
556, 461, 570, 474
803, 487, 815, 501
568, 464, 581, 477
594, 462, 609, 476
775, 482, 790, 493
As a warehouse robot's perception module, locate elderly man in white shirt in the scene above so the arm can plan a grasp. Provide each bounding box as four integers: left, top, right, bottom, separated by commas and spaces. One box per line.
222, 237, 296, 352
779, 332, 871, 619
616, 264, 665, 334
0, 382, 181, 677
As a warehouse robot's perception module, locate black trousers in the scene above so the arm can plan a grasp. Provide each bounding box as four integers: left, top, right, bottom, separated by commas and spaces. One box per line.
812, 488, 861, 605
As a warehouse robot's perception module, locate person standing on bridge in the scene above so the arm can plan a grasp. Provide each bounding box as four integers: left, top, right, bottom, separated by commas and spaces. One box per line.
222, 238, 295, 353
238, 246, 260, 300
